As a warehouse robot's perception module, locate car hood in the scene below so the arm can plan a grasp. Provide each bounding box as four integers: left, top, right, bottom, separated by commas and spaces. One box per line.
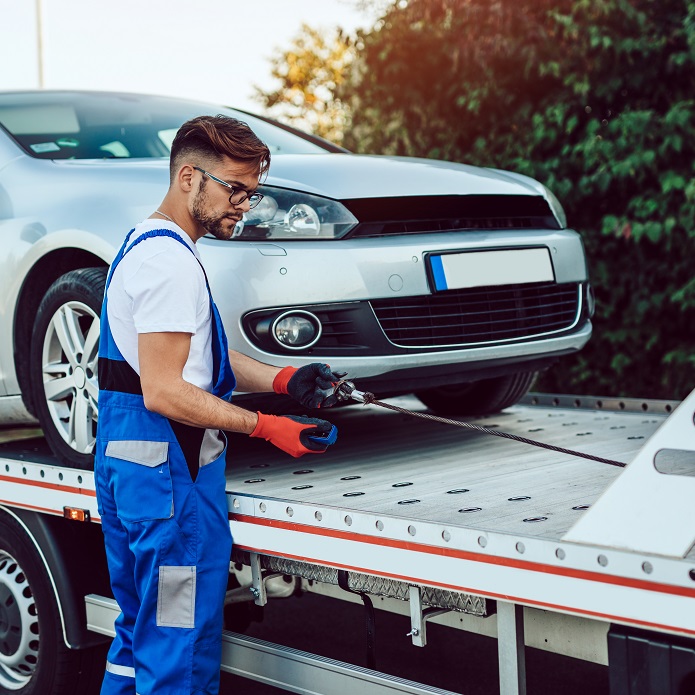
52, 153, 543, 201
266, 154, 542, 199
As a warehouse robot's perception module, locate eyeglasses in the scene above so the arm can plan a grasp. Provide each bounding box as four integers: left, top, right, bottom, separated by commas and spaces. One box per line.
193, 166, 264, 209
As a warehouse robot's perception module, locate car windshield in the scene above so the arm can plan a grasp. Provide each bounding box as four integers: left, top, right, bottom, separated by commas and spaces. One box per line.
0, 91, 332, 160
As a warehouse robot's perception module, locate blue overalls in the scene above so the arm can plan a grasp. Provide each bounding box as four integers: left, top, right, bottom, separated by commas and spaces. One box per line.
95, 229, 236, 695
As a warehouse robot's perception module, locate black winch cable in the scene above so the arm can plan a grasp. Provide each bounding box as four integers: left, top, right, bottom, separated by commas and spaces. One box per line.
334, 382, 627, 468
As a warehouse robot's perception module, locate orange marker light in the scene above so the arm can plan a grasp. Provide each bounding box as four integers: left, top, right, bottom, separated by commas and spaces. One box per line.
63, 507, 90, 522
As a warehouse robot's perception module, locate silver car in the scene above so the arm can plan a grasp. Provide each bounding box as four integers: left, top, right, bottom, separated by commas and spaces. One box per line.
0, 90, 592, 468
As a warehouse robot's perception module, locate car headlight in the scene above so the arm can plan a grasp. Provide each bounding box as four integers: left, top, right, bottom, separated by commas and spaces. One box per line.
232, 187, 358, 240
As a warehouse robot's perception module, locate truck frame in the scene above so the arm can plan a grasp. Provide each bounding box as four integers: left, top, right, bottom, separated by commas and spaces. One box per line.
0, 390, 694, 695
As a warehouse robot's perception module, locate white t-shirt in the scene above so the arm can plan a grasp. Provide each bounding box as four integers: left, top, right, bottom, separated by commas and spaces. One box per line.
106, 219, 214, 391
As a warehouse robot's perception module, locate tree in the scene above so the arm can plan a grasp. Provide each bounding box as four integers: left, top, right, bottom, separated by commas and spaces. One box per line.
255, 24, 354, 144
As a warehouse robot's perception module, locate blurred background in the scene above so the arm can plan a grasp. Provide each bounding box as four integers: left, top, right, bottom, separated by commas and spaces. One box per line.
2, 0, 693, 400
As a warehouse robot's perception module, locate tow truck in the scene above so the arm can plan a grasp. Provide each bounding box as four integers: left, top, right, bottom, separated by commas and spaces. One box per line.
0, 388, 693, 695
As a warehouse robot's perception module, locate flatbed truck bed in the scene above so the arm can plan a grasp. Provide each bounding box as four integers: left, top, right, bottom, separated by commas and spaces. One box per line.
1, 392, 694, 694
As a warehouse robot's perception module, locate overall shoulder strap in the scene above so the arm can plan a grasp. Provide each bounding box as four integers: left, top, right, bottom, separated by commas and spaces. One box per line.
105, 228, 137, 289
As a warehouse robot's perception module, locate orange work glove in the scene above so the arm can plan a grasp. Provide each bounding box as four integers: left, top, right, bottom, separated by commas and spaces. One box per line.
273, 364, 347, 408
250, 412, 337, 458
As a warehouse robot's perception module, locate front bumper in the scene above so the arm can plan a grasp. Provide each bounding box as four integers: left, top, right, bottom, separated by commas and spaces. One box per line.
199, 227, 591, 381
234, 320, 592, 390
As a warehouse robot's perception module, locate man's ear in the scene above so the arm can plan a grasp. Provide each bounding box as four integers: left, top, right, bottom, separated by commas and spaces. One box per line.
176, 164, 195, 192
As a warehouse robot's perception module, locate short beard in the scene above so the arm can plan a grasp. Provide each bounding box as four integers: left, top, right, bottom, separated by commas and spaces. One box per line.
191, 178, 238, 240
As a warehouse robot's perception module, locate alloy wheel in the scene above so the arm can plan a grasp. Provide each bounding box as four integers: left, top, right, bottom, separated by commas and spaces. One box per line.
40, 301, 100, 455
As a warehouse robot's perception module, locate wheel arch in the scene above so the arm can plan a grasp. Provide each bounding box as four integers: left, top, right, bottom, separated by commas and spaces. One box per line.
0, 506, 111, 650
13, 249, 108, 416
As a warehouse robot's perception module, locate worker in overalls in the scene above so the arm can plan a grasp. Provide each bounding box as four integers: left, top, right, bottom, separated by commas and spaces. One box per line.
95, 115, 343, 695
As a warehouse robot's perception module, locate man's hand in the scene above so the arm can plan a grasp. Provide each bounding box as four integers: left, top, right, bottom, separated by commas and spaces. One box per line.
273, 364, 347, 408
250, 413, 337, 458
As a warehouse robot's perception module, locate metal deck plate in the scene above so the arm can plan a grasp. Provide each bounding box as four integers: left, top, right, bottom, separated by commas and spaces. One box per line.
225, 396, 664, 542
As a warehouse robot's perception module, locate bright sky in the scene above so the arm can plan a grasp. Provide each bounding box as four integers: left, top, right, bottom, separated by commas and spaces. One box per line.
0, 0, 378, 114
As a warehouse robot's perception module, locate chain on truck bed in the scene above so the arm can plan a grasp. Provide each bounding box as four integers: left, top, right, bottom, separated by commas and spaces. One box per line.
334, 381, 628, 468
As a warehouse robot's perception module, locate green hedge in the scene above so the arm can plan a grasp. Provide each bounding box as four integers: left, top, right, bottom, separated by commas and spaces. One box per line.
339, 0, 695, 399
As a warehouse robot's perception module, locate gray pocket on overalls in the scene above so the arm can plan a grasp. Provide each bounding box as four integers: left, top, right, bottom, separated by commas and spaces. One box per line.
105, 440, 173, 522
157, 565, 196, 628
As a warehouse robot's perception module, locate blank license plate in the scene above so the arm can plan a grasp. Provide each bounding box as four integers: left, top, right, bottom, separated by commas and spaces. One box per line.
428, 248, 554, 291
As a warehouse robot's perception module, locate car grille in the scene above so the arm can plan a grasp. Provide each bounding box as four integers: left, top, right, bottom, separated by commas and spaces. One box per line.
342, 195, 560, 238
370, 282, 581, 348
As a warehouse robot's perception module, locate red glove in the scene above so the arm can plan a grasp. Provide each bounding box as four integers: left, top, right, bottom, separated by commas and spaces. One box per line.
250, 412, 336, 458
273, 364, 347, 408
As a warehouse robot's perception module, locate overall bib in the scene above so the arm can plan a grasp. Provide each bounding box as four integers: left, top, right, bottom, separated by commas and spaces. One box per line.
95, 229, 236, 695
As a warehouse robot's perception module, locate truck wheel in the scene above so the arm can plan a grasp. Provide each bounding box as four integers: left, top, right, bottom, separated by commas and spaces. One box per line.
415, 371, 537, 416
0, 513, 106, 695
30, 268, 107, 470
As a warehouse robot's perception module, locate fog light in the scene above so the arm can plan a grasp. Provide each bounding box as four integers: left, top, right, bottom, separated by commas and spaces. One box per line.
272, 311, 322, 350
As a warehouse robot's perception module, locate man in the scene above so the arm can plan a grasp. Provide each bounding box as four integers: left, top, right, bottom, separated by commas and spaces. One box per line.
95, 115, 343, 695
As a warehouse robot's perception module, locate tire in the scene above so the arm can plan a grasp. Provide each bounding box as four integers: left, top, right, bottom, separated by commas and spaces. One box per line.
29, 268, 107, 470
0, 513, 107, 695
415, 371, 538, 417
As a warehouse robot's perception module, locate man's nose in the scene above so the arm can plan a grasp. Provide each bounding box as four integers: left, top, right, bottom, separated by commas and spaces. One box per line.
234, 197, 252, 213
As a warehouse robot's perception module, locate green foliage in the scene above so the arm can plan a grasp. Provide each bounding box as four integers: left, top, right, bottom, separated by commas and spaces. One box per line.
258, 0, 695, 399
255, 25, 354, 143
347, 0, 695, 400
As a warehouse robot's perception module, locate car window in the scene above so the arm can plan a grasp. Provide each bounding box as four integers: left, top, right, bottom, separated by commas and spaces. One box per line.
0, 92, 330, 159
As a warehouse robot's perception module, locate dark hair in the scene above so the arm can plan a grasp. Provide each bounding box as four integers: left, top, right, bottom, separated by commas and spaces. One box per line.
169, 114, 271, 183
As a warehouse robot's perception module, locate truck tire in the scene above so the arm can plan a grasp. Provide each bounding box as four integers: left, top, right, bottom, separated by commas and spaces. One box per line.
415, 371, 537, 416
30, 268, 107, 470
0, 513, 107, 695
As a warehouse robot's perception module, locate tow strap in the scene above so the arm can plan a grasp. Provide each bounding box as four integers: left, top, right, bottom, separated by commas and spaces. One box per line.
333, 381, 627, 469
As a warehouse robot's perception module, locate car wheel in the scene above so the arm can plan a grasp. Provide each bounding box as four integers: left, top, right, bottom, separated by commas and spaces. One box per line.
30, 268, 107, 470
0, 512, 107, 695
415, 371, 538, 416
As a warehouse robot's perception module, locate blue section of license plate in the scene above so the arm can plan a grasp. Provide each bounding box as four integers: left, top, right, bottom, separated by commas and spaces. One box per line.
429, 254, 449, 291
